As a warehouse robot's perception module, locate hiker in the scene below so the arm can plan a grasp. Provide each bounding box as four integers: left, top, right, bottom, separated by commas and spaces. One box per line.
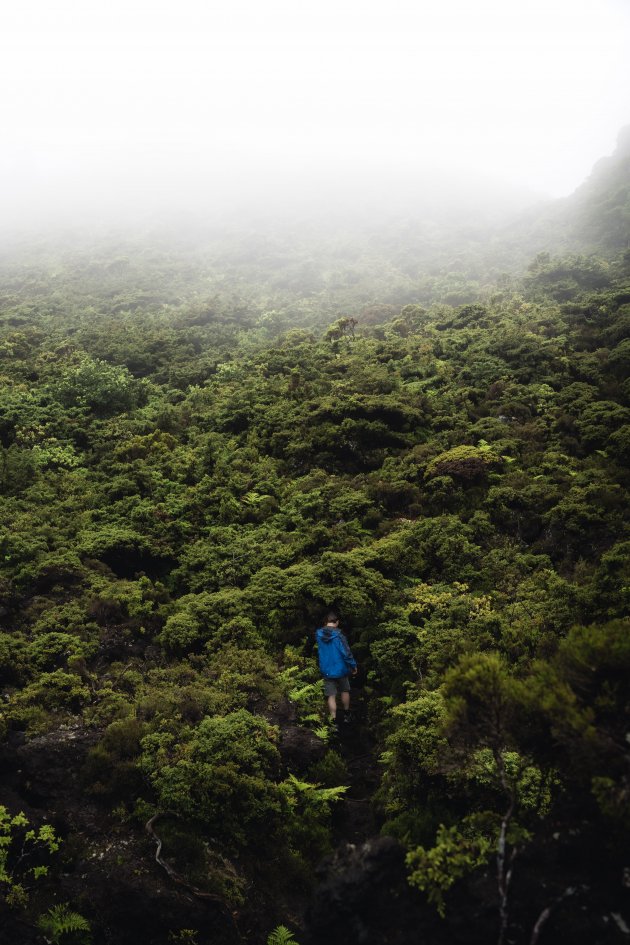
315, 612, 357, 726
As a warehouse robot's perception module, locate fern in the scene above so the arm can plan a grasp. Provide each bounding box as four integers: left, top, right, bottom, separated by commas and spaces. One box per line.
38, 903, 91, 944
267, 925, 299, 945
241, 491, 262, 506
288, 682, 321, 705
287, 682, 326, 726
283, 773, 347, 806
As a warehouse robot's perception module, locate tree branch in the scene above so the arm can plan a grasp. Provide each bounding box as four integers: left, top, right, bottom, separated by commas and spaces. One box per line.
530, 885, 586, 945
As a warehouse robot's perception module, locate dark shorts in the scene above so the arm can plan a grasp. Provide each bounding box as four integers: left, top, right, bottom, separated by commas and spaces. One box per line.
323, 676, 351, 697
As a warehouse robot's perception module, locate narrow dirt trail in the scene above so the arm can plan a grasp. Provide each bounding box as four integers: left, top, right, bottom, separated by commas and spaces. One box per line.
331, 686, 382, 844
300, 687, 431, 945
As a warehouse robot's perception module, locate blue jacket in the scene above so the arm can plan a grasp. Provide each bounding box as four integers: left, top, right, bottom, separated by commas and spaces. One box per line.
316, 627, 357, 679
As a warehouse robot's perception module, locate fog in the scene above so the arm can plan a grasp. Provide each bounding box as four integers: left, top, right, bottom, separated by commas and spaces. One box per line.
1, 0, 629, 234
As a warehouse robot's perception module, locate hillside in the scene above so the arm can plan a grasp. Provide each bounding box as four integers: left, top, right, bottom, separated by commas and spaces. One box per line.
0, 144, 629, 945
570, 126, 630, 250
501, 127, 630, 258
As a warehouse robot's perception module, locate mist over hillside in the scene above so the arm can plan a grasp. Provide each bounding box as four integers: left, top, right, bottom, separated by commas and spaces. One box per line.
1, 152, 542, 237
2, 133, 627, 340
4, 123, 629, 291
496, 125, 630, 257
0, 164, 544, 337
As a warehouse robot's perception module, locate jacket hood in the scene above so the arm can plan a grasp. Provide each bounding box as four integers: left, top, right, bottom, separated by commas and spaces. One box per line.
316, 627, 336, 643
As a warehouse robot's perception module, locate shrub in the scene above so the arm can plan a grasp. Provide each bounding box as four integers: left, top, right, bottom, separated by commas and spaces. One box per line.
140, 710, 286, 851
424, 444, 502, 482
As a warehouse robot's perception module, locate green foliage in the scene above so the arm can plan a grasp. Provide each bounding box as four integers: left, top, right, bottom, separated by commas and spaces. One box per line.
168, 933, 199, 945
378, 689, 460, 847
267, 926, 300, 945
13, 670, 91, 713
308, 750, 349, 787
286, 679, 326, 726
5, 663, 93, 732
442, 651, 527, 749
0, 806, 60, 909
0, 444, 39, 494
37, 903, 91, 944
281, 773, 347, 807
140, 710, 286, 850
83, 717, 147, 799
424, 444, 502, 481
0, 631, 27, 684
281, 773, 348, 859
27, 632, 95, 671
406, 815, 496, 916
47, 355, 145, 416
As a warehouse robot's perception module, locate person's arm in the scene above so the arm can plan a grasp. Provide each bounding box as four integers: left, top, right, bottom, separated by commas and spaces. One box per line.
339, 632, 357, 674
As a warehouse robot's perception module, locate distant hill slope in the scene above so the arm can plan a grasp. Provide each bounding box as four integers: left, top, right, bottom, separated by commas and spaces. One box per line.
505, 126, 630, 257
569, 125, 630, 250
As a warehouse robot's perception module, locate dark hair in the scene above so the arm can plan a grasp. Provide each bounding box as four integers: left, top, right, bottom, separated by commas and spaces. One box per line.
326, 611, 339, 624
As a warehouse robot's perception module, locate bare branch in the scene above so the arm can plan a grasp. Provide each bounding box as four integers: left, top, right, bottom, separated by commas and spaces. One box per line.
530, 885, 587, 945
145, 812, 244, 941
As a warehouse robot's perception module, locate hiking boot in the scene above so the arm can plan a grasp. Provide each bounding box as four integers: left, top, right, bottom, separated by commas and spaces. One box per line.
340, 709, 352, 725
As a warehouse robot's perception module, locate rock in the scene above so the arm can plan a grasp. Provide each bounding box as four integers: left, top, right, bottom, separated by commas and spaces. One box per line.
305, 836, 431, 945
279, 725, 326, 772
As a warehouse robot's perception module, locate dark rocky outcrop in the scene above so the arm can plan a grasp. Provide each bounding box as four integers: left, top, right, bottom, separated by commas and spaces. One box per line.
304, 837, 432, 945
0, 726, 239, 945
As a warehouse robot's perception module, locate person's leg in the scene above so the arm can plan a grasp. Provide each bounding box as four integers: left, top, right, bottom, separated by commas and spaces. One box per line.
324, 679, 337, 718
338, 677, 352, 724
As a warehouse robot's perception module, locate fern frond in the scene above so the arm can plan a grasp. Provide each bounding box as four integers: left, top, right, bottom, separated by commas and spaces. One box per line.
267, 925, 299, 945
282, 773, 348, 806
38, 903, 91, 944
288, 683, 321, 703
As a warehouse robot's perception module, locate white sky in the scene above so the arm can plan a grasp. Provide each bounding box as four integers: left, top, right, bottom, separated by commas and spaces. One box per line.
1, 0, 629, 225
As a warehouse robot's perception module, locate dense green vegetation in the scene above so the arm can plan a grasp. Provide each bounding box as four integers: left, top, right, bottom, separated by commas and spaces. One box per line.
0, 137, 629, 945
